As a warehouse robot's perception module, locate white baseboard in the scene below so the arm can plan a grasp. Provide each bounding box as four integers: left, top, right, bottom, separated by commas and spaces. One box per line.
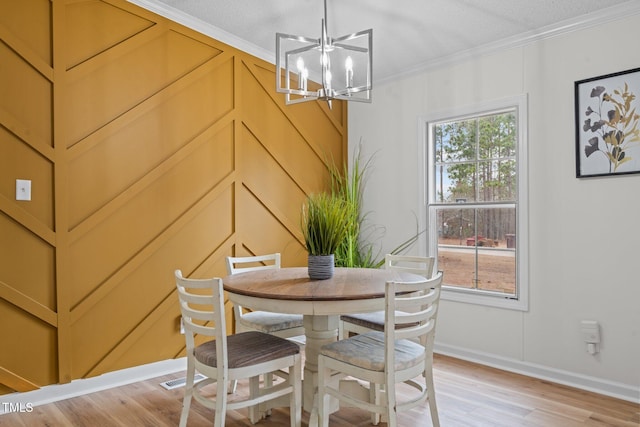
0, 358, 187, 414
434, 343, 640, 404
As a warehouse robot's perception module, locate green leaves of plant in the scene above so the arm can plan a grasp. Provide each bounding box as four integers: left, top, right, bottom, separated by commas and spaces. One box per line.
301, 193, 349, 256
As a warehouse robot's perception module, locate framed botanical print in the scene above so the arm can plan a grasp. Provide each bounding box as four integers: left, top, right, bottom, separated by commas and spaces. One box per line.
575, 67, 640, 178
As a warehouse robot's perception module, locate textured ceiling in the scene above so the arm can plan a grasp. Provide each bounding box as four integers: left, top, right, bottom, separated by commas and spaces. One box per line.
129, 0, 640, 83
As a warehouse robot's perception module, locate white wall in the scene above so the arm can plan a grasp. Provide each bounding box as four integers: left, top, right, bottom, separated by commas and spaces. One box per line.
349, 14, 640, 401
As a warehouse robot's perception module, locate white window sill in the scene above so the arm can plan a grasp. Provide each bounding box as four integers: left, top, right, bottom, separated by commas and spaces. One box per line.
441, 287, 528, 311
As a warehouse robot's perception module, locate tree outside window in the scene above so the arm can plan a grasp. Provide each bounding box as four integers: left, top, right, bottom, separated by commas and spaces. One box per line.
430, 111, 518, 296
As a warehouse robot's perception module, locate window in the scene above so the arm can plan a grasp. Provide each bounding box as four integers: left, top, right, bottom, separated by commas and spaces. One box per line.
421, 96, 528, 310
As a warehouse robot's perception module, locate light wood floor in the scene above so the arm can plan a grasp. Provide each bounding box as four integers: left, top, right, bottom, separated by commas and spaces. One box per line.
1, 354, 638, 426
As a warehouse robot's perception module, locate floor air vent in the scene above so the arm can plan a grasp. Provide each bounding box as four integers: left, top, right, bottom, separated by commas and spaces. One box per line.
160, 374, 206, 390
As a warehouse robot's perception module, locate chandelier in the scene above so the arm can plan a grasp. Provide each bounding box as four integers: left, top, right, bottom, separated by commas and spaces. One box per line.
275, 0, 372, 108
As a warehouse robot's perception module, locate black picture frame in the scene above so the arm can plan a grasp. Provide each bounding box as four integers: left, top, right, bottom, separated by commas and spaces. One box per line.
575, 67, 640, 178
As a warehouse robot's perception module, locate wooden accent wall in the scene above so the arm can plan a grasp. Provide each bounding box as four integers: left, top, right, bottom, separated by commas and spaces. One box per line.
0, 0, 346, 393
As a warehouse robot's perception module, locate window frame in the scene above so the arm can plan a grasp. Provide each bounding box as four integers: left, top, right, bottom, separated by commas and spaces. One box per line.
418, 95, 529, 311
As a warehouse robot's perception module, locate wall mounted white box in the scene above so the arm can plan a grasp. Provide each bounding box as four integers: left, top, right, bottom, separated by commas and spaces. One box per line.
16, 179, 31, 201
580, 320, 600, 354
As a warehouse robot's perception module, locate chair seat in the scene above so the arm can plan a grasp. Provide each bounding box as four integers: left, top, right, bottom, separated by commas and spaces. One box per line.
340, 311, 417, 332
195, 331, 300, 368
320, 331, 424, 372
239, 311, 304, 333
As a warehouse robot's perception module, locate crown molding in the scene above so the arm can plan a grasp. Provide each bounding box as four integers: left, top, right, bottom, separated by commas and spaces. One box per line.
127, 1, 640, 85
126, 0, 275, 64
381, 1, 640, 84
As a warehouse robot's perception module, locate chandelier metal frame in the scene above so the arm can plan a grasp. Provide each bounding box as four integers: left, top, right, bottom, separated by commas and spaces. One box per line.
276, 0, 372, 108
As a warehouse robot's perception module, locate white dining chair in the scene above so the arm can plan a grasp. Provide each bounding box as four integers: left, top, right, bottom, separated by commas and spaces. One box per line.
226, 253, 305, 397
339, 254, 436, 339
175, 270, 302, 427
318, 271, 443, 427
226, 253, 305, 340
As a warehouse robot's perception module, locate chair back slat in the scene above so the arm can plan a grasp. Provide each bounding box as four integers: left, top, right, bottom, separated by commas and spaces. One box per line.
395, 287, 439, 309
396, 302, 437, 325
178, 291, 215, 306
178, 302, 217, 336
179, 302, 216, 321
226, 253, 281, 274
395, 317, 436, 342
385, 254, 436, 278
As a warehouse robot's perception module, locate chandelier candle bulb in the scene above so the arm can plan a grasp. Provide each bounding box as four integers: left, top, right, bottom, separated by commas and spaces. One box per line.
297, 57, 306, 90
345, 56, 353, 88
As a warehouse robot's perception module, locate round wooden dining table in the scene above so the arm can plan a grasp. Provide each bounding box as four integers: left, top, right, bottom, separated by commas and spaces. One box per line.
223, 266, 424, 420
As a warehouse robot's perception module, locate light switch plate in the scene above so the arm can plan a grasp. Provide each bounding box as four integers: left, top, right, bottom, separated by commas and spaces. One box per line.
16, 179, 31, 201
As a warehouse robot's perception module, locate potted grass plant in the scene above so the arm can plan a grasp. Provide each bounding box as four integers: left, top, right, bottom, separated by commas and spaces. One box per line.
330, 143, 422, 268
301, 192, 349, 279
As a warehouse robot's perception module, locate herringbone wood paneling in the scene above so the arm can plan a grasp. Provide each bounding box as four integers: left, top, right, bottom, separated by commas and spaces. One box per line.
0, 0, 346, 394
